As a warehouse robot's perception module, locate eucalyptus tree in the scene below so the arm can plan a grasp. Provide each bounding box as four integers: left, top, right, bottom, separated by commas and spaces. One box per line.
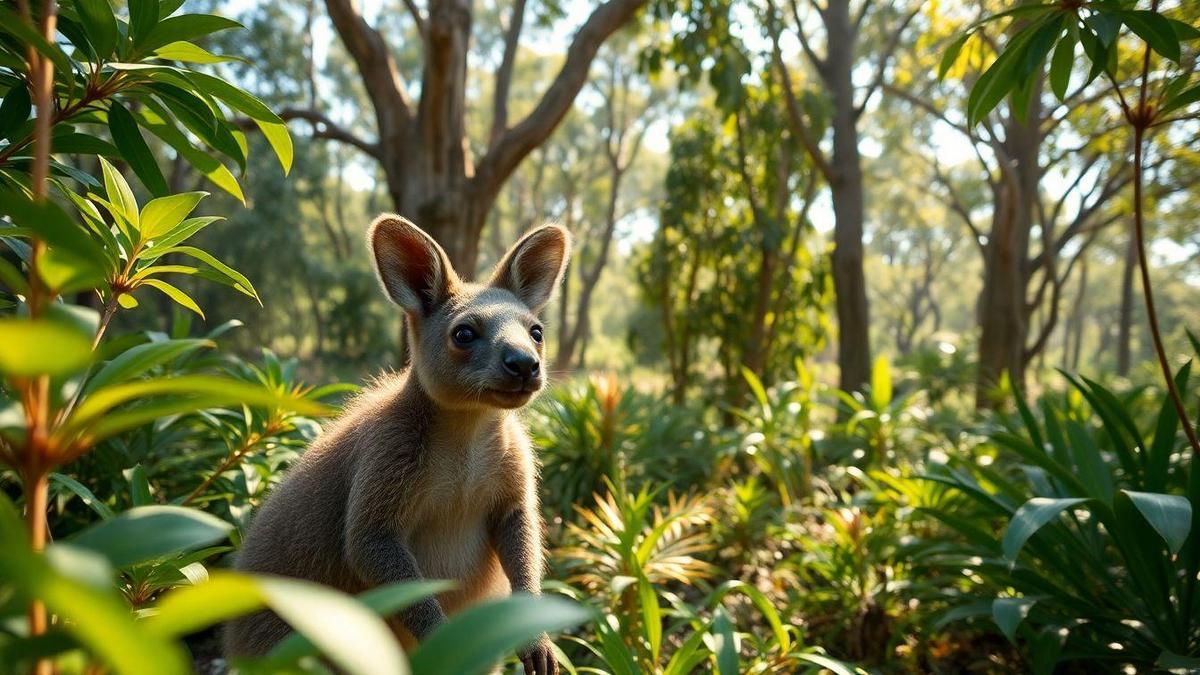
656, 0, 921, 394
276, 0, 649, 276
641, 91, 828, 407
886, 4, 1146, 406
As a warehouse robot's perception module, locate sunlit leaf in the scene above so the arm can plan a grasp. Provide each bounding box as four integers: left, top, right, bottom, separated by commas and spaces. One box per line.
139, 14, 242, 53
141, 278, 204, 318
1003, 497, 1088, 562
410, 594, 589, 675
139, 192, 207, 240
69, 505, 232, 569
256, 576, 409, 675
1121, 490, 1192, 554
0, 318, 93, 376
993, 597, 1037, 642
153, 40, 246, 64
84, 338, 212, 394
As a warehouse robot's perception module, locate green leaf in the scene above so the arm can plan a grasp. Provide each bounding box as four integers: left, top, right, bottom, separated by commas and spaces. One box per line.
0, 84, 31, 141
50, 473, 116, 520
75, 0, 119, 59
186, 71, 293, 173
52, 132, 120, 156
739, 366, 769, 410
1118, 10, 1181, 62
1161, 81, 1200, 116
796, 654, 857, 675
1121, 490, 1192, 554
993, 597, 1037, 642
0, 7, 73, 78
1158, 651, 1200, 670
939, 32, 971, 80
1170, 19, 1200, 42
99, 156, 140, 230
0, 536, 189, 675
166, 245, 259, 302
146, 571, 264, 639
0, 318, 93, 376
108, 102, 169, 197
84, 338, 213, 394
152, 40, 245, 64
63, 374, 331, 436
138, 216, 223, 259
127, 465, 152, 506
638, 576, 662, 662
1049, 29, 1075, 100
968, 18, 1046, 126
139, 14, 242, 53
141, 278, 204, 318
410, 594, 589, 675
38, 246, 107, 292
69, 505, 232, 569
0, 255, 28, 293
1003, 497, 1089, 562
267, 580, 454, 663
0, 188, 108, 280
128, 0, 159, 45
256, 576, 409, 675
136, 105, 245, 202
139, 191, 207, 239
709, 606, 739, 675
870, 356, 892, 409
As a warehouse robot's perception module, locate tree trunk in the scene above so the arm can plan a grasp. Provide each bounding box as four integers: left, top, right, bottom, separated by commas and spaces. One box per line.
974, 97, 1040, 408
1117, 230, 1137, 376
823, 0, 872, 394
1069, 256, 1088, 372
323, 0, 647, 277
554, 165, 623, 373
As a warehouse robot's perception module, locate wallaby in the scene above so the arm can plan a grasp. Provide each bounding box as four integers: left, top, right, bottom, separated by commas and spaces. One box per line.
222, 215, 571, 675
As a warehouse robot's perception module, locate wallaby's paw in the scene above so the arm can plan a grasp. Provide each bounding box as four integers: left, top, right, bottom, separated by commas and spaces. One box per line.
519, 635, 559, 675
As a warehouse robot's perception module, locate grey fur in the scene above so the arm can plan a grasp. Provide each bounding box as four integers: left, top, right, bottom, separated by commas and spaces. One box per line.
223, 216, 571, 675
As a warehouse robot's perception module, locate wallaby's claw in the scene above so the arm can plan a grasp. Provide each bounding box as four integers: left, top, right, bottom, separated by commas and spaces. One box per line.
520, 636, 558, 675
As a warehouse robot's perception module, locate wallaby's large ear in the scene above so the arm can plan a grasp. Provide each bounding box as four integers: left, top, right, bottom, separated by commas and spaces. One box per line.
489, 225, 572, 313
368, 215, 459, 316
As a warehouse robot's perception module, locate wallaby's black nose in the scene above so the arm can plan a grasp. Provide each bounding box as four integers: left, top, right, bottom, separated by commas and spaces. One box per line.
502, 350, 540, 379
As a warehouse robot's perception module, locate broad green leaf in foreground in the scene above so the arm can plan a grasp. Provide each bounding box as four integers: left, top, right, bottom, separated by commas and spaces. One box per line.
267, 579, 454, 664
1002, 497, 1088, 562
257, 575, 409, 675
1121, 490, 1192, 554
69, 505, 232, 569
0, 318, 93, 376
411, 593, 590, 675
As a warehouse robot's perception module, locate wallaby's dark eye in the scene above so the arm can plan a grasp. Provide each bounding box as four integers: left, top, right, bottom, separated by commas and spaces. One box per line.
452, 325, 477, 345
530, 325, 543, 343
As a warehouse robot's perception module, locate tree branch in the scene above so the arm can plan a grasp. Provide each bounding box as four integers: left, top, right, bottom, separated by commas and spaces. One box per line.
767, 0, 834, 181
324, 0, 413, 138
238, 108, 381, 158
787, 0, 828, 74
854, 4, 921, 118
402, 0, 427, 36
476, 0, 647, 197
489, 0, 528, 149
